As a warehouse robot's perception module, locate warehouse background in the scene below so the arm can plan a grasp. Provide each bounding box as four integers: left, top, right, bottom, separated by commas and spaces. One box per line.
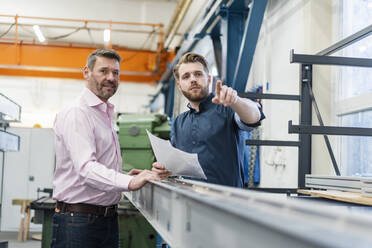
1, 0, 371, 235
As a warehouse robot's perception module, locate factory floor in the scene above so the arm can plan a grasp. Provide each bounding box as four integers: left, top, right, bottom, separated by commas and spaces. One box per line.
0, 232, 40, 248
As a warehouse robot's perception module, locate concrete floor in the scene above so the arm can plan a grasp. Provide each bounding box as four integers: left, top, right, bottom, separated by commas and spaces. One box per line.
0, 232, 41, 248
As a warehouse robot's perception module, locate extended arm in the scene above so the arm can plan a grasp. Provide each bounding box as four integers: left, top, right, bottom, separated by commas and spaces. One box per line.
212, 81, 261, 124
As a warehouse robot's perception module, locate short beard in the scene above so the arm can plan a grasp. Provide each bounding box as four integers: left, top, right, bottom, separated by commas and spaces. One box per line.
181, 85, 209, 102
97, 81, 117, 100
88, 75, 117, 101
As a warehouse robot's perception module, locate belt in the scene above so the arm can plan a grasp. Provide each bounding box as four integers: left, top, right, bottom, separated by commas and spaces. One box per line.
56, 201, 117, 217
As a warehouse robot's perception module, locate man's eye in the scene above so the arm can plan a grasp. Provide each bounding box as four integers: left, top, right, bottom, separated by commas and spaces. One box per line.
101, 69, 107, 74
182, 74, 189, 79
195, 72, 202, 77
113, 71, 119, 76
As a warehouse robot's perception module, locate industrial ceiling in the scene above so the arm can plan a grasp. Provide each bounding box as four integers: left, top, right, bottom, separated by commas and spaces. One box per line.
0, 0, 211, 82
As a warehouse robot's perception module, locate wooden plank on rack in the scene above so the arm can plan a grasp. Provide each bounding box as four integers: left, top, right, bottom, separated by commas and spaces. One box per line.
298, 189, 372, 206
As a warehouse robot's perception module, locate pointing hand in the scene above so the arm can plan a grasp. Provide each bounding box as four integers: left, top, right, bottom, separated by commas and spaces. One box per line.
211, 80, 238, 107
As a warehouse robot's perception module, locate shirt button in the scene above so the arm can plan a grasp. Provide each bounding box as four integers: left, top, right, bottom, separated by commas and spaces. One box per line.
192, 141, 196, 145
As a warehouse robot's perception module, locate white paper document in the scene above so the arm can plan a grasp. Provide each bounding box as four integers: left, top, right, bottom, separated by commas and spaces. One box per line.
146, 130, 207, 180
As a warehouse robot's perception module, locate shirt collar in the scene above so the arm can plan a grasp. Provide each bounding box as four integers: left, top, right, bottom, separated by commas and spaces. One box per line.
82, 87, 114, 114
187, 93, 214, 112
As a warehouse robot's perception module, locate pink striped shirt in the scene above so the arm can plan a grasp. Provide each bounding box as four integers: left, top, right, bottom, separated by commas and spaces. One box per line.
53, 87, 132, 206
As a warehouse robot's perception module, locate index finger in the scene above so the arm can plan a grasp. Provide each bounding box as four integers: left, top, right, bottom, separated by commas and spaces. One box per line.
215, 80, 222, 97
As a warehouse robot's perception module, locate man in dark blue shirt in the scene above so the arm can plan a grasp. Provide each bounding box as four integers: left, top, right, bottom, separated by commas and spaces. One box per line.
153, 52, 264, 187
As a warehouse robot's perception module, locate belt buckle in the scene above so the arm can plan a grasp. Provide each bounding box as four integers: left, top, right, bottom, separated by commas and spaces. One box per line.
103, 205, 117, 217
104, 207, 109, 217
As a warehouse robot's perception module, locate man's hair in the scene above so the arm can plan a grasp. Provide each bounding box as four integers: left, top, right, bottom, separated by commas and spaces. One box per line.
173, 52, 209, 80
86, 49, 121, 70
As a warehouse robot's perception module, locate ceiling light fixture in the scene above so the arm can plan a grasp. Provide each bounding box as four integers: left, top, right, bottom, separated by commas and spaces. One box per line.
33, 25, 45, 42
104, 29, 111, 43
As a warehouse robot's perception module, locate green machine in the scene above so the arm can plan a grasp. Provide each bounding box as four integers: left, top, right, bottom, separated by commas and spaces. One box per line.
117, 113, 170, 173
117, 113, 170, 248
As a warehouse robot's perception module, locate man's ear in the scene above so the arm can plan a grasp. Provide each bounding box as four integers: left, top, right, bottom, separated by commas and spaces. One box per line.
83, 66, 89, 80
176, 80, 181, 90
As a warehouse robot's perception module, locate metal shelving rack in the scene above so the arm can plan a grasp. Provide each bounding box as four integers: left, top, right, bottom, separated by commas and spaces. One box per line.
155, 0, 372, 190
244, 23, 372, 189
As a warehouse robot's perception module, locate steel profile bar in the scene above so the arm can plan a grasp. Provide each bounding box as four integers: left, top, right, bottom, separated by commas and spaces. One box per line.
246, 140, 300, 147
290, 49, 372, 68
125, 179, 372, 248
220, 1, 246, 86
239, 92, 300, 101
288, 120, 372, 136
298, 64, 312, 189
317, 24, 372, 56
305, 175, 362, 192
232, 0, 268, 92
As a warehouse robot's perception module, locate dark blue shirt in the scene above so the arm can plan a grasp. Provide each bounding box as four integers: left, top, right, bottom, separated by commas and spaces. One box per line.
171, 94, 264, 187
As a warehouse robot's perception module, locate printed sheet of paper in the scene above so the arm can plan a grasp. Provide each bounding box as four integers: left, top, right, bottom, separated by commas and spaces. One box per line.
146, 130, 207, 180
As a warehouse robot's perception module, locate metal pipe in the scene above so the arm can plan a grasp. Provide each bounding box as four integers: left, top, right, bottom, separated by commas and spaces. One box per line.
109, 21, 112, 49
317, 23, 372, 56
14, 15, 18, 65
0, 38, 161, 54
0, 14, 161, 27
0, 22, 161, 35
163, 0, 186, 44
159, 0, 224, 83
164, 0, 193, 49
0, 13, 165, 61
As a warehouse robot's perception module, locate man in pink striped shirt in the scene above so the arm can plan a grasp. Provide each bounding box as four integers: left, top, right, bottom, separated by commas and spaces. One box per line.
51, 49, 169, 248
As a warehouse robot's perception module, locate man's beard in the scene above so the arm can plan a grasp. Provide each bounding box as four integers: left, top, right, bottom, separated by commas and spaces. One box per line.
181, 84, 209, 102
89, 76, 117, 101
97, 80, 117, 100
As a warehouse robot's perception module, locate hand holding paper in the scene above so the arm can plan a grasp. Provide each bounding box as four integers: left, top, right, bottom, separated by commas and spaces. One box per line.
146, 130, 207, 180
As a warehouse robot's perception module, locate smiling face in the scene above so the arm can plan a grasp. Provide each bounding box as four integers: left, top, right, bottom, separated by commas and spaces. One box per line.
84, 56, 120, 102
176, 62, 211, 103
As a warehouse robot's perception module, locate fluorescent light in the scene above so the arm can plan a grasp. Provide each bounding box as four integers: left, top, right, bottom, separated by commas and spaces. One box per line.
33, 25, 45, 42
104, 29, 111, 42
368, 2, 372, 8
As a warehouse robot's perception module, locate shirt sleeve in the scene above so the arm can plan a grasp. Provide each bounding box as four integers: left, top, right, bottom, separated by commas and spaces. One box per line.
234, 102, 265, 131
58, 107, 133, 192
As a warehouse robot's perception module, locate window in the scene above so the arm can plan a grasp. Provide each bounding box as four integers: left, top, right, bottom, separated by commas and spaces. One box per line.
339, 0, 372, 176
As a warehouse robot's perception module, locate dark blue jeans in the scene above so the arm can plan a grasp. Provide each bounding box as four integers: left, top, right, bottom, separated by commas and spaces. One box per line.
51, 210, 118, 248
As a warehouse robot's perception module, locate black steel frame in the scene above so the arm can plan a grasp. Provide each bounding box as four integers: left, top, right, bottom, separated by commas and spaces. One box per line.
243, 23, 372, 188
288, 121, 372, 136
